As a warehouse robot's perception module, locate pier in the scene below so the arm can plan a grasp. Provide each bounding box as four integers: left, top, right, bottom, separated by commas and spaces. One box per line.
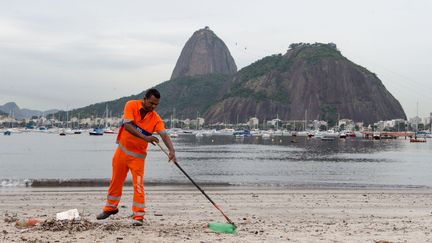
363, 131, 415, 139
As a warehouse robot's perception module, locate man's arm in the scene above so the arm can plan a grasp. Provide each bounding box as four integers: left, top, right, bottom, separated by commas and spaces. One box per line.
124, 122, 159, 144
159, 132, 177, 162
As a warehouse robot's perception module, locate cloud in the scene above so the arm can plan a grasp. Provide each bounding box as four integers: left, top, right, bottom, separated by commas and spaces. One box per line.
0, 0, 431, 117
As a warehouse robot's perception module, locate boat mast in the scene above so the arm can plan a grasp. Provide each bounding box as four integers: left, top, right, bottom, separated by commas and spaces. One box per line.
172, 108, 176, 129
105, 104, 109, 129
196, 111, 199, 130
276, 114, 279, 131
416, 101, 419, 132
304, 109, 307, 131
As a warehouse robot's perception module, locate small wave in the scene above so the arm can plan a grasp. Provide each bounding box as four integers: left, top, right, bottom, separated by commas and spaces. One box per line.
0, 179, 32, 187
1, 178, 231, 188
230, 182, 431, 189
31, 179, 111, 187
1, 178, 429, 190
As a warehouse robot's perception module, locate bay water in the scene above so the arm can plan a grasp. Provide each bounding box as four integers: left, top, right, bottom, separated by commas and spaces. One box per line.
1, 132, 431, 189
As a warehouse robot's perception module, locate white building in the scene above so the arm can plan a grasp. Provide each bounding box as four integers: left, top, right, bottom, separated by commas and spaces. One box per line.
374, 121, 385, 131
190, 117, 205, 129
248, 117, 259, 128
267, 118, 282, 127
409, 116, 422, 125
312, 120, 327, 130
338, 119, 354, 130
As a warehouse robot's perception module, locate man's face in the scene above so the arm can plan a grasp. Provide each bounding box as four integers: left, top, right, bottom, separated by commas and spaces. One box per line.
143, 95, 160, 112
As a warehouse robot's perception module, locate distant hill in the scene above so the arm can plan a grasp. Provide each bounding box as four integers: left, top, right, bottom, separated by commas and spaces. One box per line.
0, 102, 59, 119
59, 74, 232, 121
62, 34, 406, 125
205, 43, 406, 124
154, 74, 232, 119
171, 26, 237, 79
56, 95, 135, 121
0, 102, 20, 117
58, 27, 237, 121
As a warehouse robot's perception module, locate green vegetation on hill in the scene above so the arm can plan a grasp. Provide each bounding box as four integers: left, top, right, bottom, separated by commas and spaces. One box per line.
56, 42, 405, 124
236, 54, 298, 82
55, 94, 137, 121
320, 104, 338, 127
154, 74, 231, 118
55, 74, 231, 120
224, 54, 293, 104
223, 43, 344, 105
289, 43, 345, 65
298, 45, 344, 65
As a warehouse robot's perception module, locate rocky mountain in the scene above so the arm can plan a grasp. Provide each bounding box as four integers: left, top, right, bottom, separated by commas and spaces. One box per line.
61, 27, 237, 121
60, 74, 231, 121
0, 102, 59, 119
204, 43, 406, 124
65, 39, 406, 126
171, 26, 237, 79
154, 74, 232, 119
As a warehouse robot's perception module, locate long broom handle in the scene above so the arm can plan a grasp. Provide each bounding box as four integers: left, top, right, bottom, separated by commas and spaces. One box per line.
156, 142, 236, 226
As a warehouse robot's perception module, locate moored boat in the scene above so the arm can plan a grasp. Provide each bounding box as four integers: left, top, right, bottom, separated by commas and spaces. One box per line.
59, 129, 66, 136
89, 128, 104, 136
233, 130, 251, 138
103, 128, 115, 134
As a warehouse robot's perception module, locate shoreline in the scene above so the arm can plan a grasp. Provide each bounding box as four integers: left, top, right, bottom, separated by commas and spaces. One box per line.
2, 178, 432, 190
1, 187, 432, 242
2, 184, 432, 192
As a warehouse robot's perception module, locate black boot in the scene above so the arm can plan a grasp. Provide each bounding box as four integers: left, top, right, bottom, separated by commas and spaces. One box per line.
96, 209, 119, 220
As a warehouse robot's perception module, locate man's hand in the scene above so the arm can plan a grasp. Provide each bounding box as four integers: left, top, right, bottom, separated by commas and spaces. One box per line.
145, 135, 159, 145
159, 132, 176, 163
168, 150, 177, 163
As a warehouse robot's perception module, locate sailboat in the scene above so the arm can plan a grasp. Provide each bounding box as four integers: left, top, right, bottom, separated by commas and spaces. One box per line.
89, 128, 104, 136
103, 105, 115, 134
410, 102, 426, 143
4, 110, 14, 135
71, 113, 82, 134
168, 109, 179, 138
59, 110, 72, 136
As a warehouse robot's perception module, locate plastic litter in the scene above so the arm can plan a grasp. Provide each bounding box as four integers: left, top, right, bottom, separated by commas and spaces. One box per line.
16, 218, 39, 228
208, 222, 236, 234
56, 209, 81, 221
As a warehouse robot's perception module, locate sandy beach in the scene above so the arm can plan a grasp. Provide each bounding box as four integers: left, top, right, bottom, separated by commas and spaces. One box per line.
1, 186, 432, 242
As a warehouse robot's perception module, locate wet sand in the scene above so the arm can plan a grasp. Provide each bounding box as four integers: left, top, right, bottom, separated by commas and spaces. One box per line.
1, 186, 432, 242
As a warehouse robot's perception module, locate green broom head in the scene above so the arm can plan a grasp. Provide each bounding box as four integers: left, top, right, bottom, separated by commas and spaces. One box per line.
208, 222, 236, 234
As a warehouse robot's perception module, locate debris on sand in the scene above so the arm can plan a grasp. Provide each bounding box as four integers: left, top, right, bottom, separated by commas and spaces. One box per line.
15, 218, 39, 228
56, 209, 81, 221
98, 222, 122, 231
3, 212, 18, 223
38, 218, 96, 232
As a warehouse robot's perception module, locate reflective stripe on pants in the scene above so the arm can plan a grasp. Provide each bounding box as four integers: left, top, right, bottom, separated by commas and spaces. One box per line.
103, 147, 146, 219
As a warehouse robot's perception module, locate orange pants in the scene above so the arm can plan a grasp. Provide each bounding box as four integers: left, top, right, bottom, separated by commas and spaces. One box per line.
103, 147, 146, 220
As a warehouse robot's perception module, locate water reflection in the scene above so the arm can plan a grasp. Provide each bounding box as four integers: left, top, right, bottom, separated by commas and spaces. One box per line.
166, 135, 430, 188
0, 133, 430, 189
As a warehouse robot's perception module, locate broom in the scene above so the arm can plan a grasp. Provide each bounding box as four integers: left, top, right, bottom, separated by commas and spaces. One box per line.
155, 142, 237, 234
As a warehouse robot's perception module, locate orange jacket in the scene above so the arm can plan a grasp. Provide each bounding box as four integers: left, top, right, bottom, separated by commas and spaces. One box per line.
116, 100, 165, 156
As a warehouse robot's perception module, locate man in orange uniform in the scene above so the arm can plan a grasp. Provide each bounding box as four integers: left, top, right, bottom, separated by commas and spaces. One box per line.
96, 88, 176, 226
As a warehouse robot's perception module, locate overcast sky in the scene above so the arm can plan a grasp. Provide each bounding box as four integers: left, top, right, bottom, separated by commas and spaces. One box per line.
0, 0, 431, 118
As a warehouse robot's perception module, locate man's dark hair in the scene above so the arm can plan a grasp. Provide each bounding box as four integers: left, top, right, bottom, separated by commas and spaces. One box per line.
145, 88, 160, 99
